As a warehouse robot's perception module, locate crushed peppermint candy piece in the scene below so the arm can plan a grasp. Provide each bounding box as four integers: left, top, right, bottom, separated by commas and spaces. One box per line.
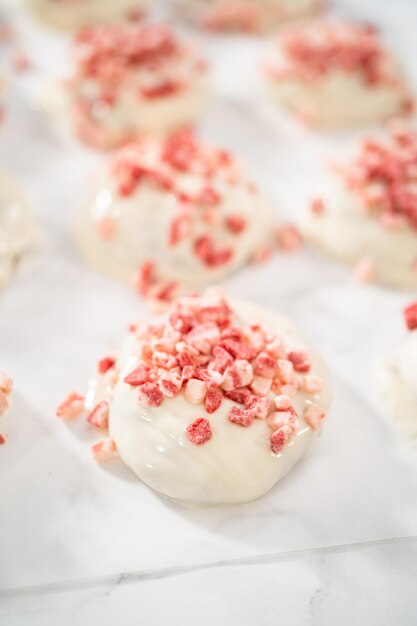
186, 417, 212, 445
91, 439, 117, 462
404, 302, 417, 331
270, 425, 292, 454
304, 404, 326, 430
87, 401, 109, 430
56, 392, 85, 419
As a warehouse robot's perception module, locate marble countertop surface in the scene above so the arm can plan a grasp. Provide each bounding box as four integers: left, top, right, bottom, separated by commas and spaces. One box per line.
0, 0, 416, 623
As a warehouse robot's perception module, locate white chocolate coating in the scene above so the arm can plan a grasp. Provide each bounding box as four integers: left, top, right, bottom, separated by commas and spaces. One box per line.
89, 300, 331, 505
27, 0, 149, 30
176, 0, 321, 33
303, 179, 417, 289
74, 139, 274, 288
264, 21, 409, 128
0, 171, 36, 291
379, 332, 417, 463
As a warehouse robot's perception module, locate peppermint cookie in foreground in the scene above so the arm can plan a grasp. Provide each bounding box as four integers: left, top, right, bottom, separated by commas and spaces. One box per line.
304, 125, 417, 288
74, 131, 274, 301
0, 171, 36, 291
379, 303, 417, 464
27, 0, 149, 30
59, 23, 209, 149
58, 292, 331, 505
263, 20, 411, 128
176, 0, 321, 34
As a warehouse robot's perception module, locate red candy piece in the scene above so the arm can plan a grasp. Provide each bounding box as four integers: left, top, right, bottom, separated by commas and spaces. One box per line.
288, 351, 311, 373
137, 382, 163, 407
228, 406, 255, 427
205, 385, 223, 414
87, 401, 109, 430
98, 356, 115, 374
404, 302, 417, 330
186, 418, 212, 446
124, 364, 150, 386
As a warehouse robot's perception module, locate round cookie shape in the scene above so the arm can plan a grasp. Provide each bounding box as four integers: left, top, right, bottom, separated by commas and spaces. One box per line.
379, 303, 417, 463
303, 124, 417, 288
85, 292, 331, 505
176, 0, 321, 34
0, 171, 36, 291
264, 20, 411, 128
63, 23, 210, 149
74, 131, 274, 297
26, 0, 149, 30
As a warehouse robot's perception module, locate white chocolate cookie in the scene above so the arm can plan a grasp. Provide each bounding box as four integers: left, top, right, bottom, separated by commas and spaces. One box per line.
27, 0, 149, 30
74, 132, 274, 300
264, 20, 411, 128
303, 125, 417, 288
66, 292, 331, 505
57, 24, 210, 149
176, 0, 321, 33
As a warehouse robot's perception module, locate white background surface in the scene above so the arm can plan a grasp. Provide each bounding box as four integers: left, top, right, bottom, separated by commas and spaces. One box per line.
0, 0, 417, 623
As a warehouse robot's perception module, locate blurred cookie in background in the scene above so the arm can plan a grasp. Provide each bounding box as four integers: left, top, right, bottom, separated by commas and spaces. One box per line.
73, 131, 275, 306
0, 170, 36, 291
263, 20, 412, 128
176, 0, 322, 34
45, 23, 210, 149
303, 123, 417, 289
25, 0, 149, 30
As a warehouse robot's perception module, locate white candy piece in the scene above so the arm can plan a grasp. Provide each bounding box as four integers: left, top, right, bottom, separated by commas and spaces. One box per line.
88, 300, 331, 505
303, 127, 417, 289
176, 0, 321, 33
74, 136, 274, 289
264, 20, 409, 128
0, 171, 36, 291
379, 330, 417, 465
26, 0, 149, 30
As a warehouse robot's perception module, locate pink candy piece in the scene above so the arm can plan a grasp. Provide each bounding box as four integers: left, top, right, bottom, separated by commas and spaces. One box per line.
246, 395, 271, 419
186, 418, 212, 446
276, 224, 302, 252
404, 302, 417, 331
304, 404, 326, 430
274, 394, 292, 410
56, 392, 85, 420
270, 425, 292, 454
268, 408, 299, 433
87, 401, 110, 430
354, 257, 376, 283
124, 364, 150, 386
0, 391, 9, 417
228, 406, 255, 428
288, 351, 311, 373
250, 375, 272, 396
98, 356, 115, 374
302, 374, 323, 394
222, 359, 254, 391
253, 352, 277, 379
276, 359, 294, 384
137, 383, 163, 407
91, 439, 117, 462
205, 385, 223, 414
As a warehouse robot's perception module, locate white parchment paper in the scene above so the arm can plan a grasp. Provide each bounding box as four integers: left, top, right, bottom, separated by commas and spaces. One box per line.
0, 0, 416, 591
